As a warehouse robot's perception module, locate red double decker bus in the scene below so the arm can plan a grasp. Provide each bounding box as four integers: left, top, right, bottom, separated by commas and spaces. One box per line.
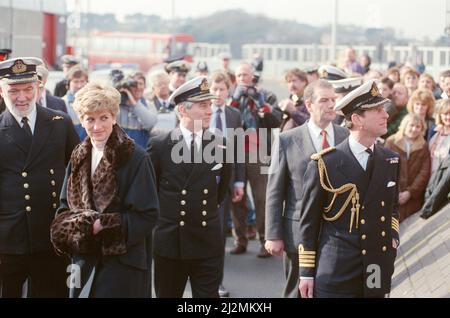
87, 31, 194, 71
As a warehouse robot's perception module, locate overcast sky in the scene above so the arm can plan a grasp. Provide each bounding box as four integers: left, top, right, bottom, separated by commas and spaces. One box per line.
67, 0, 446, 41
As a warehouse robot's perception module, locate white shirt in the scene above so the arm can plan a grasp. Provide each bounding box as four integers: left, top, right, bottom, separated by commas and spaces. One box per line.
307, 120, 335, 152
11, 106, 37, 135
348, 134, 374, 171
180, 124, 202, 150
157, 97, 170, 109
91, 141, 105, 178
209, 104, 227, 137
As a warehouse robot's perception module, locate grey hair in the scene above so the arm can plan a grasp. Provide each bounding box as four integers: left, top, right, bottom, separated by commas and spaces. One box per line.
174, 101, 194, 119
303, 80, 334, 103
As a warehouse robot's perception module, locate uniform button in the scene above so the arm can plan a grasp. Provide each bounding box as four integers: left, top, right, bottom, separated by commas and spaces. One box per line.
22, 172, 28, 177
202, 211, 207, 216
179, 221, 185, 227
381, 201, 385, 207
50, 169, 55, 175
203, 189, 208, 194
51, 180, 56, 186
362, 250, 367, 255
382, 246, 387, 252
202, 221, 207, 227
181, 190, 187, 195
381, 231, 386, 237
180, 211, 186, 216
361, 234, 367, 240
361, 206, 365, 210
25, 195, 31, 200
181, 200, 186, 206
53, 203, 57, 209
26, 206, 31, 212
202, 200, 207, 205
52, 192, 57, 198
23, 183, 29, 189
381, 216, 386, 222
360, 219, 366, 225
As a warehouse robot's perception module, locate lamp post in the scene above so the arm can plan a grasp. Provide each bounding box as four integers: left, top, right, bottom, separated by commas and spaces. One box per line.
331, 0, 338, 62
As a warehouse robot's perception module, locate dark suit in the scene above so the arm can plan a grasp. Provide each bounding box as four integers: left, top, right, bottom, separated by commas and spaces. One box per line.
298, 138, 400, 297
152, 96, 174, 112
214, 106, 245, 285
265, 123, 348, 298
45, 91, 68, 113
149, 128, 232, 298
53, 78, 68, 98
0, 106, 79, 297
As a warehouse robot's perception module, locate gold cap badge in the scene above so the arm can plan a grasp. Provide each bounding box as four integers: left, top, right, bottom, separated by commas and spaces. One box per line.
12, 60, 27, 74
200, 78, 210, 92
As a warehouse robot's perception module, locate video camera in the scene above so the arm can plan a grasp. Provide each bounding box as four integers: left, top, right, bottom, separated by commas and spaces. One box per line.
232, 85, 263, 109
109, 69, 138, 104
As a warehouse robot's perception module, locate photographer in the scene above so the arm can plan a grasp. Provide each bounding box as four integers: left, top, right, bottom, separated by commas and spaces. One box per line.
279, 68, 309, 132
228, 62, 282, 258
110, 69, 157, 148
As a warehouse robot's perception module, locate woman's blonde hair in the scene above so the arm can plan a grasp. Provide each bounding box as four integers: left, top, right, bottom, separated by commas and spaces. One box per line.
435, 98, 450, 126
406, 89, 435, 118
72, 82, 120, 118
396, 113, 426, 139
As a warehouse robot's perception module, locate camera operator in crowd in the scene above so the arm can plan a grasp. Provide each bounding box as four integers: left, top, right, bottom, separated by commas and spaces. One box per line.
278, 68, 309, 132
110, 69, 157, 148
229, 62, 282, 258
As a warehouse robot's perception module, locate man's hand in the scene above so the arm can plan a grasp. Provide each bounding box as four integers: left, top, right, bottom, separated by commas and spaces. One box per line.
398, 191, 411, 205
264, 240, 284, 256
392, 238, 399, 249
299, 279, 314, 298
120, 88, 137, 106
92, 219, 103, 235
278, 99, 296, 114
232, 186, 244, 203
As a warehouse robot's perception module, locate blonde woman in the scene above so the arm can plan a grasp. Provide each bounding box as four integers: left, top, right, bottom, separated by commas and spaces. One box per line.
429, 99, 450, 174
385, 114, 431, 222
406, 89, 436, 140
51, 82, 159, 297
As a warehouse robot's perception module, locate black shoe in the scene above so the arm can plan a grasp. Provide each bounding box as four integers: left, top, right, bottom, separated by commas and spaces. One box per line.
219, 285, 230, 298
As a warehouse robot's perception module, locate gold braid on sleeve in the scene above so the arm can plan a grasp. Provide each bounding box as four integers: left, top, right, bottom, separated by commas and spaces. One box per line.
311, 149, 361, 233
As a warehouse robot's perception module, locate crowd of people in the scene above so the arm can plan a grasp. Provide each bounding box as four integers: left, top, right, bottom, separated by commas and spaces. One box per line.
0, 46, 449, 298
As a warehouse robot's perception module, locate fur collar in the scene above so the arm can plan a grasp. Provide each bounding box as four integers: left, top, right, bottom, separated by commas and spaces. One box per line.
390, 133, 426, 154
67, 124, 135, 213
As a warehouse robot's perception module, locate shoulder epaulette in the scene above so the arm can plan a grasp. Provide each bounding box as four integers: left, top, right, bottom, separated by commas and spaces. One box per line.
311, 147, 336, 161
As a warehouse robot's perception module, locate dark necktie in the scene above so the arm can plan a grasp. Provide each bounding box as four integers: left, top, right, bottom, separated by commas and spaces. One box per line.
21, 117, 32, 137
365, 148, 374, 178
320, 130, 330, 150
191, 133, 197, 163
215, 108, 223, 133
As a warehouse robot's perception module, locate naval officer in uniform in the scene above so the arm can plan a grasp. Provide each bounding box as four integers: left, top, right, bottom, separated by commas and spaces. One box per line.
298, 80, 400, 298
148, 76, 232, 298
0, 57, 79, 297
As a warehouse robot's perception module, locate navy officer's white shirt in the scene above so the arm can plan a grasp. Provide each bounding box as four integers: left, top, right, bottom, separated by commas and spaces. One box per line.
10, 105, 37, 135
348, 134, 374, 171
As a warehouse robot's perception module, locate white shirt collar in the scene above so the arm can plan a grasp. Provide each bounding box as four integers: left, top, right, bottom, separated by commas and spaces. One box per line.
180, 123, 202, 150
10, 105, 38, 134
348, 134, 374, 155
307, 120, 333, 140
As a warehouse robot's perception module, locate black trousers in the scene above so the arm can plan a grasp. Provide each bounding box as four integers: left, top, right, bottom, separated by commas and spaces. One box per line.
154, 255, 221, 298
0, 252, 68, 298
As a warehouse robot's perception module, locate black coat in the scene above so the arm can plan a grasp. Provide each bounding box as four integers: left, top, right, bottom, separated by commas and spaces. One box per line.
420, 154, 450, 219
46, 91, 68, 113
149, 128, 232, 260
0, 106, 79, 254
298, 139, 400, 297
58, 145, 159, 297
